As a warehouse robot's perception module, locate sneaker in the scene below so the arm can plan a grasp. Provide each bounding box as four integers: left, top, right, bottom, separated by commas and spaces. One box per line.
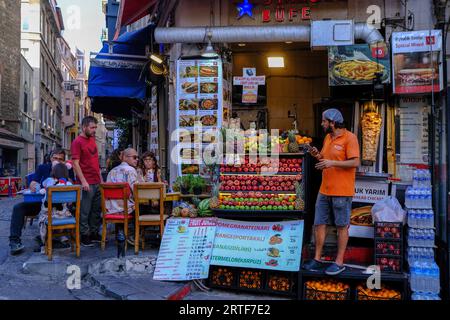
302, 259, 323, 272
81, 235, 94, 247
10, 241, 25, 255
89, 233, 102, 243
324, 263, 346, 276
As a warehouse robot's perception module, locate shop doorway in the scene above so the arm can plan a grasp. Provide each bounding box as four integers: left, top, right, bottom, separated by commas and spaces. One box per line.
230, 42, 329, 136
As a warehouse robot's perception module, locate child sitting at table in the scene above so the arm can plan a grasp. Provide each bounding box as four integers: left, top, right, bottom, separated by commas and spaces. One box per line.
38, 163, 74, 249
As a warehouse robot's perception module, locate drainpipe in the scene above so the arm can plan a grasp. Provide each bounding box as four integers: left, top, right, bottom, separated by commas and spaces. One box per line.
155, 22, 384, 44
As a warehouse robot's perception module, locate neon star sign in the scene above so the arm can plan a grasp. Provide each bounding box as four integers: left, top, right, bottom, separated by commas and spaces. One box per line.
237, 0, 254, 19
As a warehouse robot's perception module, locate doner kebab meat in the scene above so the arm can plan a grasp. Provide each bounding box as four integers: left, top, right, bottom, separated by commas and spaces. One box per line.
361, 111, 382, 162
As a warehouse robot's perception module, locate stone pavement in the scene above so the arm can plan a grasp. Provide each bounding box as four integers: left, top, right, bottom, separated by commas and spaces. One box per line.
0, 196, 293, 300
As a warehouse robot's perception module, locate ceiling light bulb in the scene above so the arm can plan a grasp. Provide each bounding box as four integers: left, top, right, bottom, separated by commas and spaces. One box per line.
202, 40, 218, 58
238, 43, 246, 47
150, 54, 163, 65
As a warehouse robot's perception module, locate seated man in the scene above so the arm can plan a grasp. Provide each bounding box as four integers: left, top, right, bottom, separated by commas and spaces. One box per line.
105, 148, 139, 242
9, 149, 74, 254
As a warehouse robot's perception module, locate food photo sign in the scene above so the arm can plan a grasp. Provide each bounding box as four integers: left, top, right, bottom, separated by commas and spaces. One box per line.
176, 59, 223, 176
210, 219, 304, 272
392, 30, 443, 94
328, 43, 390, 86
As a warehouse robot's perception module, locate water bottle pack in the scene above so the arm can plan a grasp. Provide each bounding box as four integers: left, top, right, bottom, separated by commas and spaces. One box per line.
409, 261, 440, 294
411, 292, 441, 300
412, 169, 432, 189
407, 247, 434, 265
407, 228, 435, 247
407, 209, 434, 229
405, 187, 433, 209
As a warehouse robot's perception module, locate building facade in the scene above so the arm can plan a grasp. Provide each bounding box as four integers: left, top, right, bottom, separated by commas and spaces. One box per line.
0, 0, 24, 179
19, 54, 35, 179
21, 0, 64, 166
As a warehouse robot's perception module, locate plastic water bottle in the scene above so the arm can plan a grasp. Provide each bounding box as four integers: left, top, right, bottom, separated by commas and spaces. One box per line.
407, 210, 413, 227
431, 263, 440, 294
428, 210, 434, 228
405, 187, 411, 208
410, 262, 418, 292
427, 189, 433, 208
425, 170, 431, 187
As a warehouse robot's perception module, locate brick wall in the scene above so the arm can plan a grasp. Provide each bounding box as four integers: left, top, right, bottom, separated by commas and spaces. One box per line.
0, 0, 21, 134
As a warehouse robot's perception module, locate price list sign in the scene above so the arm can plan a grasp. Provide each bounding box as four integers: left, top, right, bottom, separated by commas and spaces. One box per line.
153, 218, 217, 281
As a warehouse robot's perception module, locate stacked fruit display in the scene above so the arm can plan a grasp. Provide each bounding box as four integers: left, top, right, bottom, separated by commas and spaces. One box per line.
305, 280, 350, 300
374, 221, 403, 273
219, 175, 301, 192
220, 157, 302, 174
356, 284, 401, 300
218, 193, 297, 211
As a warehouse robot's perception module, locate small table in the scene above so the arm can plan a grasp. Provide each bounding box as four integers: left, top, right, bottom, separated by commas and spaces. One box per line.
164, 192, 181, 202
22, 191, 44, 203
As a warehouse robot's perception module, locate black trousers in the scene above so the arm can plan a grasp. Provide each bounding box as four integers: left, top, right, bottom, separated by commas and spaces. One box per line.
9, 202, 42, 242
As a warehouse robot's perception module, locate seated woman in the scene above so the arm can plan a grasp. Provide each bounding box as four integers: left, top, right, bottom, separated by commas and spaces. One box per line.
137, 151, 166, 209
37, 163, 74, 251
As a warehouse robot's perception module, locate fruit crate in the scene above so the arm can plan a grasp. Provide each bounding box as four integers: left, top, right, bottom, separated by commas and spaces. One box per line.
209, 266, 237, 289
265, 271, 296, 296
303, 280, 351, 301
375, 240, 403, 256
356, 284, 402, 300
374, 222, 403, 240
375, 255, 403, 273
237, 269, 265, 292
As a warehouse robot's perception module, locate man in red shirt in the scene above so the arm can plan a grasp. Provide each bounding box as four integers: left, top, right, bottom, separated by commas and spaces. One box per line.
71, 116, 103, 247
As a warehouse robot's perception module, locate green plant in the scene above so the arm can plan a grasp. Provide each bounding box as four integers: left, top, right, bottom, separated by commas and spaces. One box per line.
173, 176, 183, 192
190, 175, 206, 193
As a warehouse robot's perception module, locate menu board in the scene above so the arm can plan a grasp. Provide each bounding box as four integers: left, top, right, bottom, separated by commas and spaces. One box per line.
328, 44, 390, 86
153, 218, 217, 281
176, 59, 223, 176
392, 30, 443, 94
397, 96, 430, 181
149, 86, 159, 160
210, 219, 304, 272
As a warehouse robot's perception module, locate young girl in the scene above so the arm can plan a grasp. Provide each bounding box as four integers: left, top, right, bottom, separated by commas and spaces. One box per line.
137, 151, 162, 183
38, 163, 74, 248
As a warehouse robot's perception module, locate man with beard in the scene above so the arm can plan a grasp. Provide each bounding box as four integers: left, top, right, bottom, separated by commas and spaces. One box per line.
71, 116, 103, 247
303, 108, 360, 275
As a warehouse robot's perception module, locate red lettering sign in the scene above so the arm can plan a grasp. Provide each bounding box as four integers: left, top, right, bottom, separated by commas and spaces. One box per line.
301, 7, 310, 19
275, 7, 285, 22
426, 36, 435, 45
372, 47, 386, 58
289, 8, 297, 21
262, 9, 271, 22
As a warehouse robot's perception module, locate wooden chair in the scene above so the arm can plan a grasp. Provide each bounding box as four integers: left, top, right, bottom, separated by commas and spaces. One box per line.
100, 183, 132, 251
45, 185, 82, 261
133, 183, 169, 254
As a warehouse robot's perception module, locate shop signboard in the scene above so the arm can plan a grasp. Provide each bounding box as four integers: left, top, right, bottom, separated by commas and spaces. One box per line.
176, 59, 223, 176
149, 86, 159, 160
233, 68, 265, 104
210, 219, 304, 272
153, 218, 217, 281
350, 178, 389, 239
392, 30, 443, 94
328, 43, 390, 86
353, 179, 389, 203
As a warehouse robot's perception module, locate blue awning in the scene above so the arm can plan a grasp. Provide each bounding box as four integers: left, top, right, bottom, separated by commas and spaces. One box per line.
88, 25, 153, 103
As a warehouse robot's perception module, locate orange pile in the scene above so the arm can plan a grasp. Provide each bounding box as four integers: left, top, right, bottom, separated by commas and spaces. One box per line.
357, 284, 401, 300
305, 280, 350, 300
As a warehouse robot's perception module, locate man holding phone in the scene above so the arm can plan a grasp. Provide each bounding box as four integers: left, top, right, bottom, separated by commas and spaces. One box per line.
303, 108, 360, 275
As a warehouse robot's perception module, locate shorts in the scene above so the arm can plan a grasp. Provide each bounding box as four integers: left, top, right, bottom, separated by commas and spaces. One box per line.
314, 193, 352, 227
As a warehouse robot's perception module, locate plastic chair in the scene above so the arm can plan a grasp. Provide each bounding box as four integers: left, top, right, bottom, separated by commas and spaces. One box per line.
133, 183, 168, 254
45, 185, 82, 261
100, 183, 132, 251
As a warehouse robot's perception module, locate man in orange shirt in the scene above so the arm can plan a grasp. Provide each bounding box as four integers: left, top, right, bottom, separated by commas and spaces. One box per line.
303, 109, 360, 275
